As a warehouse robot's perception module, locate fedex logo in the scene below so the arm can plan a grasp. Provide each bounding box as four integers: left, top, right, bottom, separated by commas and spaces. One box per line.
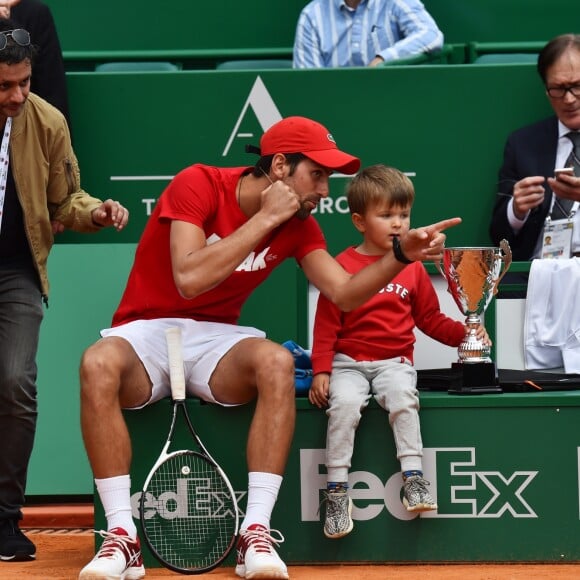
130, 482, 246, 521
300, 447, 538, 521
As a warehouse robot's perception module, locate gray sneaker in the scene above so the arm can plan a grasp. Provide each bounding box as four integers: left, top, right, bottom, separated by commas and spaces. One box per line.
323, 491, 354, 538
403, 475, 438, 512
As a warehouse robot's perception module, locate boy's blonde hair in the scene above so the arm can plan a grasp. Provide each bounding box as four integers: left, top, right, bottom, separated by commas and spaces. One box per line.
346, 164, 415, 215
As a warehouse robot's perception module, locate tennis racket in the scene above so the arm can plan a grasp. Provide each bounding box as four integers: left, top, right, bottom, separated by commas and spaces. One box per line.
139, 326, 239, 574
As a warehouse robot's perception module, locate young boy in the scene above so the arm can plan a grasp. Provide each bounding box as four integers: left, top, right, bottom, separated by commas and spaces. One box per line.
309, 165, 489, 538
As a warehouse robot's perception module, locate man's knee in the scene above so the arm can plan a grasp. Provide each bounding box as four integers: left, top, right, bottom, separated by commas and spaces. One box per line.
80, 339, 125, 393
80, 343, 104, 382
256, 344, 295, 394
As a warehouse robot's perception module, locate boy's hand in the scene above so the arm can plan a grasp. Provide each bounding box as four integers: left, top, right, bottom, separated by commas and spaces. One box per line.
309, 373, 330, 408
468, 323, 492, 346
399, 217, 462, 262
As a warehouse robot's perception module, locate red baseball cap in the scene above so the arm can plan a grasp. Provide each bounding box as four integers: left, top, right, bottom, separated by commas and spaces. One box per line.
259, 116, 360, 175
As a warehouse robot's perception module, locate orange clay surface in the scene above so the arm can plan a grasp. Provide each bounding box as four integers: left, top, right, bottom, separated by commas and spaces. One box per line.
4, 504, 577, 579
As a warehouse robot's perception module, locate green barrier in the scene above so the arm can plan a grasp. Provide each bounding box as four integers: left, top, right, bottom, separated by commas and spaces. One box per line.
94, 393, 580, 564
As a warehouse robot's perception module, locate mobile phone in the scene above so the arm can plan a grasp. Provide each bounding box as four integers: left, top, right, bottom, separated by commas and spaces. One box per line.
555, 167, 575, 178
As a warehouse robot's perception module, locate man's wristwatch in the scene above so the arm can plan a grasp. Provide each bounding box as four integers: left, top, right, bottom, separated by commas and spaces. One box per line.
392, 237, 414, 264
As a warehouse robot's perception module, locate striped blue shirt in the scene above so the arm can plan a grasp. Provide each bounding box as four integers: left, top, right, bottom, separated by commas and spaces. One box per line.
293, 0, 444, 68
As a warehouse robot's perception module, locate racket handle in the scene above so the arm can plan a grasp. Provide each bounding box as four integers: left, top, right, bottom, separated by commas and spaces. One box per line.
165, 326, 186, 401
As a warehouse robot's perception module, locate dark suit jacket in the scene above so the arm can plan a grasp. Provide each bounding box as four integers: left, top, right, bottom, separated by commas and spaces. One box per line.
489, 116, 559, 261
11, 0, 70, 127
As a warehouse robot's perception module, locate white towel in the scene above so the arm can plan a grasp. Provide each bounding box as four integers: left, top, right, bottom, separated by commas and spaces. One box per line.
524, 258, 580, 372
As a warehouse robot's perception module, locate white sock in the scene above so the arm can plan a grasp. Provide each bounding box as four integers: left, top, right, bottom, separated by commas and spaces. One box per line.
95, 475, 137, 539
241, 472, 283, 530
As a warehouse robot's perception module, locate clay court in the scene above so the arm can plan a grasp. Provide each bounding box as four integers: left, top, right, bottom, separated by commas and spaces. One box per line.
3, 506, 578, 580
5, 532, 580, 579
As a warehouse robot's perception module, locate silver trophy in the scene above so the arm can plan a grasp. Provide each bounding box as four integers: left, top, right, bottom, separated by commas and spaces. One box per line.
436, 239, 512, 394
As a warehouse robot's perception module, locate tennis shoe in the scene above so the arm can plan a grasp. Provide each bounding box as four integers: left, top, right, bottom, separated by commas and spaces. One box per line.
323, 491, 353, 539
403, 475, 438, 512
235, 523, 289, 579
78, 527, 145, 580
0, 518, 36, 561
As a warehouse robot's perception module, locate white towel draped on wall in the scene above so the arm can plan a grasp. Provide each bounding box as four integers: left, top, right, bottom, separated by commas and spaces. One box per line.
524, 258, 580, 373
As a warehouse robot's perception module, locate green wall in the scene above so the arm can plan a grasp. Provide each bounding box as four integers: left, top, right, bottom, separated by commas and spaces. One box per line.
28, 244, 134, 495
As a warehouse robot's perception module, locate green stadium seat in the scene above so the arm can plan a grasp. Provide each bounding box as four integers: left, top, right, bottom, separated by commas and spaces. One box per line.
216, 59, 294, 70
467, 41, 542, 65
95, 61, 180, 72
472, 53, 538, 64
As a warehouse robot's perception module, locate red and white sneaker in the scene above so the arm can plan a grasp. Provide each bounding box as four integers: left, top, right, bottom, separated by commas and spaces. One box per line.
235, 524, 289, 579
78, 527, 145, 580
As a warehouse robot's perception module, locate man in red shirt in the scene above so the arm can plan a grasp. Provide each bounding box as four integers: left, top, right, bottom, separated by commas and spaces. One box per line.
78, 117, 460, 580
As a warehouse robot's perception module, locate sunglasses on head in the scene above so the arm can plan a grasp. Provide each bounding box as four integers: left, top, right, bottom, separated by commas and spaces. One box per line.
0, 29, 31, 51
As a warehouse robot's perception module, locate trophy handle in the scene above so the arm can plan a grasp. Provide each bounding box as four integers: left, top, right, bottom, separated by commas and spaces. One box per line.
492, 239, 512, 296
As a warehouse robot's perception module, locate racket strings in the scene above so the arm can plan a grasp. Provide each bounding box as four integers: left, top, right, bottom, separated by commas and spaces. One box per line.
141, 451, 237, 571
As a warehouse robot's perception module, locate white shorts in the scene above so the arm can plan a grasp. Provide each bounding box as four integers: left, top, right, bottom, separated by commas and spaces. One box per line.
100, 318, 266, 409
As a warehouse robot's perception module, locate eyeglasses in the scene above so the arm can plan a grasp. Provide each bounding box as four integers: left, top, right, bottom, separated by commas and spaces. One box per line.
546, 84, 580, 99
0, 29, 31, 51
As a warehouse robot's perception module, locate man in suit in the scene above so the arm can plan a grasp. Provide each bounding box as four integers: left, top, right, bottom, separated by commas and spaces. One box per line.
489, 34, 580, 262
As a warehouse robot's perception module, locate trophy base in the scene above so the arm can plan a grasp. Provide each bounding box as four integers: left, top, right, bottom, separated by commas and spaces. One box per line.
448, 362, 503, 395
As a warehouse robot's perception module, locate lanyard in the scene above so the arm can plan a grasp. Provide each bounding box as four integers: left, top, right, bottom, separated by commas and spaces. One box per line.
0, 117, 12, 232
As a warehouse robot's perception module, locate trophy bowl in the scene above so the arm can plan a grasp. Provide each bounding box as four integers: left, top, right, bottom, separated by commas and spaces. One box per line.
436, 239, 512, 393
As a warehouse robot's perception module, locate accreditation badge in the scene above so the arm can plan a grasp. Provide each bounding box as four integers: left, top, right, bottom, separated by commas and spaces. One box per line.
541, 218, 573, 259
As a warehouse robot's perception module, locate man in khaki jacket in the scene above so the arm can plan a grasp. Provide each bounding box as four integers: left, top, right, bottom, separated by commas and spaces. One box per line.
0, 19, 129, 562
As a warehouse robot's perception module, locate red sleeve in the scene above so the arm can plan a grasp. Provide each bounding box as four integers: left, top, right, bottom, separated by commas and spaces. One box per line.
411, 264, 466, 347
311, 290, 342, 375
157, 165, 218, 227
293, 218, 327, 263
